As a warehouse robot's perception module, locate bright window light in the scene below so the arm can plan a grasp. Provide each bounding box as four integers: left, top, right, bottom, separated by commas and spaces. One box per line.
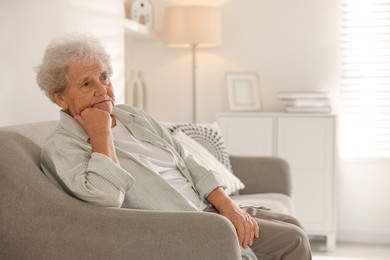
340, 0, 390, 158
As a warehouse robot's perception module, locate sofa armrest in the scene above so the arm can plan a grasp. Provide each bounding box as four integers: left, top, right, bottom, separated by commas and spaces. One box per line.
3, 203, 241, 260
0, 131, 241, 260
229, 155, 291, 196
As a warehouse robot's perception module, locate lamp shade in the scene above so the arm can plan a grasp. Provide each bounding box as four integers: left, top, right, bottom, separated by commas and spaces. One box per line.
164, 6, 222, 48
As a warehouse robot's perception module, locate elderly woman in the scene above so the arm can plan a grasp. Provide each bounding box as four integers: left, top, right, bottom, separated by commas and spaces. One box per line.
36, 34, 312, 260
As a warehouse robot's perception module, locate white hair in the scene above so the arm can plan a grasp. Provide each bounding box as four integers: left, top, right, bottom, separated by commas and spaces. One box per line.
35, 34, 113, 103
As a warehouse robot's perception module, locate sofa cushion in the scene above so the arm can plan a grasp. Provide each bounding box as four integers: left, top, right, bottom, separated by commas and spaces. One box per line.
166, 122, 233, 172
173, 131, 245, 195
230, 193, 295, 216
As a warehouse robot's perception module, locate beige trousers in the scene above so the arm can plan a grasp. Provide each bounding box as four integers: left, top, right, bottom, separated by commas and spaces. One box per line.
205, 206, 312, 260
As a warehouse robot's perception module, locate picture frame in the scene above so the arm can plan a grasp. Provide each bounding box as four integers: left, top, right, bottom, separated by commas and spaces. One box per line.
226, 73, 261, 111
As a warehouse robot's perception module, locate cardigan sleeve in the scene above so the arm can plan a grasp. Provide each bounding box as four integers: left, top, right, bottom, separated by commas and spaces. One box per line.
172, 143, 227, 200
41, 136, 135, 208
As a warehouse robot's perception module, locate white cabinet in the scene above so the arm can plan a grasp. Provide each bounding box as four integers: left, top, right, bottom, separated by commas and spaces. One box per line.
218, 115, 274, 156
217, 113, 337, 251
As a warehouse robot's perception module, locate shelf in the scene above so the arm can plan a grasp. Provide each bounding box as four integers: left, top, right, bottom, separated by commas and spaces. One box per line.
124, 19, 160, 40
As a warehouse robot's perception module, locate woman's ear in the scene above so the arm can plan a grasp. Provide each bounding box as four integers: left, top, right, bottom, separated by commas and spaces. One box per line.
51, 91, 69, 110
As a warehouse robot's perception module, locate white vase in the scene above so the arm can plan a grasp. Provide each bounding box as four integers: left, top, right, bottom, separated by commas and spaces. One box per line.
126, 70, 146, 110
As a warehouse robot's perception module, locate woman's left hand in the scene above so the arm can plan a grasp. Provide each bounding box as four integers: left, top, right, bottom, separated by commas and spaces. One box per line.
207, 188, 260, 248
219, 202, 260, 248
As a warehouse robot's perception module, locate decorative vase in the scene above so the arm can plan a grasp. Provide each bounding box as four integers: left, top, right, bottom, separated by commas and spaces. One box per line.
126, 70, 147, 110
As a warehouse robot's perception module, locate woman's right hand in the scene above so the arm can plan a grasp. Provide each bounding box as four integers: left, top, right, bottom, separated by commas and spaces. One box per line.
74, 108, 119, 164
74, 107, 112, 139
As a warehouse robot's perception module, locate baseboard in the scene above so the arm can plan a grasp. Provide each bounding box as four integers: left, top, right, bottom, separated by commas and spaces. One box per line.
337, 230, 390, 244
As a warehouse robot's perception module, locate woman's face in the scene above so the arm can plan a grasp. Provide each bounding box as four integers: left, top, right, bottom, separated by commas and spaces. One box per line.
52, 58, 115, 116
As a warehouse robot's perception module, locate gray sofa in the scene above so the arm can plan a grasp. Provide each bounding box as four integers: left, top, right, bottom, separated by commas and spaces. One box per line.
0, 121, 293, 260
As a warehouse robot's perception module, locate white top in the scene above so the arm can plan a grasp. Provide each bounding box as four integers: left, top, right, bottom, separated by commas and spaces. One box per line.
112, 120, 208, 210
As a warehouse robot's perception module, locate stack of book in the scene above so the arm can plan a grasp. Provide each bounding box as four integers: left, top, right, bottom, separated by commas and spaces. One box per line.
277, 91, 331, 114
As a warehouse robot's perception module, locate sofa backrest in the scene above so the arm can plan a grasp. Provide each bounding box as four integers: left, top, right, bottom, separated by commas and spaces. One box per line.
0, 121, 58, 148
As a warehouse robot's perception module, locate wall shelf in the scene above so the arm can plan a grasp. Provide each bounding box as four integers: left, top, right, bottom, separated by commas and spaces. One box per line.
124, 19, 160, 40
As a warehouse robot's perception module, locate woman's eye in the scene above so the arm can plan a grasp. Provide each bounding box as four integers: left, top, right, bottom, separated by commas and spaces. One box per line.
101, 75, 110, 84
82, 81, 91, 88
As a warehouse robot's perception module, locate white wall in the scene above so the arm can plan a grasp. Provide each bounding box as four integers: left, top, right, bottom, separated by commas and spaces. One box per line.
0, 0, 125, 127
337, 159, 390, 243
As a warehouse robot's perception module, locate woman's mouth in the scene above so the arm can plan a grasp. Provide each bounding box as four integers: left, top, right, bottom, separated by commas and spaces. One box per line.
91, 100, 112, 108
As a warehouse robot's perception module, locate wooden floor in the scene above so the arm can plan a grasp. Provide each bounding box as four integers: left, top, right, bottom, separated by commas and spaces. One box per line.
312, 241, 390, 260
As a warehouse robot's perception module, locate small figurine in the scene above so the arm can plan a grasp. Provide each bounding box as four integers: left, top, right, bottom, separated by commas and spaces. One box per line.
131, 0, 153, 28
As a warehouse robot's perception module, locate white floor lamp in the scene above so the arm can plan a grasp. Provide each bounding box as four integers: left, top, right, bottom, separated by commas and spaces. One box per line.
164, 6, 222, 123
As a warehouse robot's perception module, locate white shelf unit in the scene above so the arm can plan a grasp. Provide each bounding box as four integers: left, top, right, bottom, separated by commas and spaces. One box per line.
123, 18, 160, 106
124, 19, 159, 40
217, 112, 337, 251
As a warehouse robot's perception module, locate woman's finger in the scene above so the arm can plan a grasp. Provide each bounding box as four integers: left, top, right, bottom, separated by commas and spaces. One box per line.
242, 214, 252, 248
234, 221, 246, 247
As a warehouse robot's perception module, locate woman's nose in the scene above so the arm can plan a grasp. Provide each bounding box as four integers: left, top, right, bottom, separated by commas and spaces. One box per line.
94, 81, 107, 96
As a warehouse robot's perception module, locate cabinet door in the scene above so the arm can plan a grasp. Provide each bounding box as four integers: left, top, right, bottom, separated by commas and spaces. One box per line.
218, 116, 274, 156
277, 117, 334, 232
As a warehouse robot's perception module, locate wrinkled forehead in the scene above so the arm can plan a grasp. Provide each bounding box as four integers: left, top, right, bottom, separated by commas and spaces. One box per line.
67, 58, 108, 81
